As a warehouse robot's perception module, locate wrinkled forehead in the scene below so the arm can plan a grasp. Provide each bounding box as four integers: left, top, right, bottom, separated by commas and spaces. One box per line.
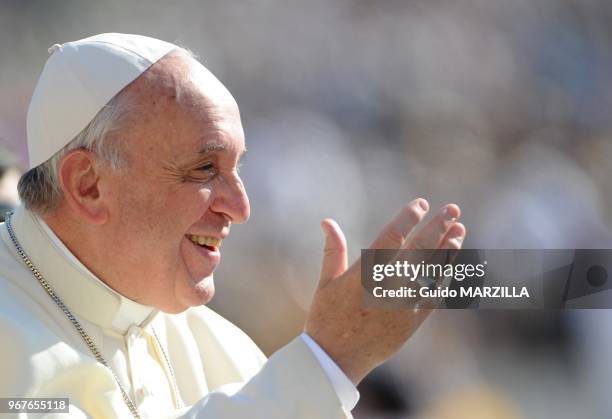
117, 53, 243, 162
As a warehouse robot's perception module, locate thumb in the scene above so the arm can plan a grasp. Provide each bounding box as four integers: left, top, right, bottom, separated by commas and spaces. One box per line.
319, 218, 348, 286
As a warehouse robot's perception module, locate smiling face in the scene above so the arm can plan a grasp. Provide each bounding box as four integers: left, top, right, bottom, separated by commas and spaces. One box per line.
99, 52, 249, 313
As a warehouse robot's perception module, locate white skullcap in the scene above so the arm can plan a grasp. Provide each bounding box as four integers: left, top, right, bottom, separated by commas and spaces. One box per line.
26, 33, 181, 169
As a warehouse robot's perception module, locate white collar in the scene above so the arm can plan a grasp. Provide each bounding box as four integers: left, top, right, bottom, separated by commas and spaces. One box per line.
1, 206, 157, 335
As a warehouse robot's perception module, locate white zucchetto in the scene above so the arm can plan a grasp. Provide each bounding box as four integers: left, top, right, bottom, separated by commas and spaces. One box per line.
26, 33, 181, 168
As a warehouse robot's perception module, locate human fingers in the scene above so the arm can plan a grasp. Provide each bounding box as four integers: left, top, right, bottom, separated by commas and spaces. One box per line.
319, 218, 349, 286
440, 222, 466, 250
414, 223, 467, 310
369, 198, 430, 250
408, 204, 460, 250
389, 222, 466, 307
414, 222, 466, 279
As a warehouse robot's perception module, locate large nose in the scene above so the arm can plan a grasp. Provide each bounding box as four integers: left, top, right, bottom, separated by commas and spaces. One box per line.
209, 173, 250, 223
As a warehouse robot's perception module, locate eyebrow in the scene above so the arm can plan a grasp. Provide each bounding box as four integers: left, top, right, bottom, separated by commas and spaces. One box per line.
198, 143, 226, 155
197, 142, 247, 159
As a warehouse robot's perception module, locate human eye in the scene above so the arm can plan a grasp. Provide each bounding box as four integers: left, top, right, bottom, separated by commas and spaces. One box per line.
197, 162, 217, 174
194, 162, 217, 180
174, 161, 217, 185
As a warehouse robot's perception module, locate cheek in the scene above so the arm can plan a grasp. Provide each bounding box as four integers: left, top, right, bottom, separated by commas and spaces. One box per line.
173, 185, 215, 220
113, 177, 215, 243
152, 186, 216, 241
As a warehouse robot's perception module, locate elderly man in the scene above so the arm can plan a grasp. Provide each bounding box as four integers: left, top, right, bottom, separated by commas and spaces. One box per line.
0, 34, 465, 418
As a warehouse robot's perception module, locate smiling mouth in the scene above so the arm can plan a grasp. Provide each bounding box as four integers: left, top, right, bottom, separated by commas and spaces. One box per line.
189, 234, 222, 252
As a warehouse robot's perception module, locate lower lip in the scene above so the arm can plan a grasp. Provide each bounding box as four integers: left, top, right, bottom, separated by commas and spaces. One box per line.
187, 237, 221, 265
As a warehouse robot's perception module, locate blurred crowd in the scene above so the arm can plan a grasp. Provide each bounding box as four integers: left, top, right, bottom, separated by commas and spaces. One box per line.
2, 0, 612, 417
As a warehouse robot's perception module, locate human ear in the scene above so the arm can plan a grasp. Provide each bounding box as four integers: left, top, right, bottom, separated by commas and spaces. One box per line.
57, 149, 109, 225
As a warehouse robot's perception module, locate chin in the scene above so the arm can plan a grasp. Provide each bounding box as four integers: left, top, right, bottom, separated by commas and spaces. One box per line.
158, 268, 216, 314
183, 274, 216, 308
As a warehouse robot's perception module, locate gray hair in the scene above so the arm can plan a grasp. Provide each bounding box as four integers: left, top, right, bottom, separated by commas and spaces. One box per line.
18, 92, 131, 214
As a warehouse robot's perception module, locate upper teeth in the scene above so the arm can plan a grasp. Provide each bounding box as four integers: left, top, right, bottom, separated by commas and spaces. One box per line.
190, 235, 222, 247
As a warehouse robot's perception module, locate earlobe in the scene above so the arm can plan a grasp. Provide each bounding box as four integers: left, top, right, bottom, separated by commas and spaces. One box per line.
58, 150, 109, 225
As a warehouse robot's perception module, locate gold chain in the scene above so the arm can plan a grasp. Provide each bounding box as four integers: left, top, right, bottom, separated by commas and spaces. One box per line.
4, 211, 183, 418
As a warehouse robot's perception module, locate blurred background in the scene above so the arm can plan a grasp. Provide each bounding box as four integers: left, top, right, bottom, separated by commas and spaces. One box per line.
2, 0, 612, 417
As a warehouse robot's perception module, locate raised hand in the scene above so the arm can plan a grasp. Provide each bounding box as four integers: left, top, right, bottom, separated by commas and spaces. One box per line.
305, 198, 466, 384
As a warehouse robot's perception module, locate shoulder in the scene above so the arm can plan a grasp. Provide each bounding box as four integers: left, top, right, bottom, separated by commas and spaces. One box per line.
0, 239, 98, 396
0, 273, 89, 396
184, 305, 266, 360
162, 305, 267, 388
185, 305, 253, 338
0, 240, 75, 342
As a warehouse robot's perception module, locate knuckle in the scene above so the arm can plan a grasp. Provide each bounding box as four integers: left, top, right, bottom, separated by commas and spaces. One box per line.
384, 226, 406, 247
323, 246, 338, 256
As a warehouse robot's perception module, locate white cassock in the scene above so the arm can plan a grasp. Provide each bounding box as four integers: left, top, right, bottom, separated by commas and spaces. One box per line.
0, 206, 358, 418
